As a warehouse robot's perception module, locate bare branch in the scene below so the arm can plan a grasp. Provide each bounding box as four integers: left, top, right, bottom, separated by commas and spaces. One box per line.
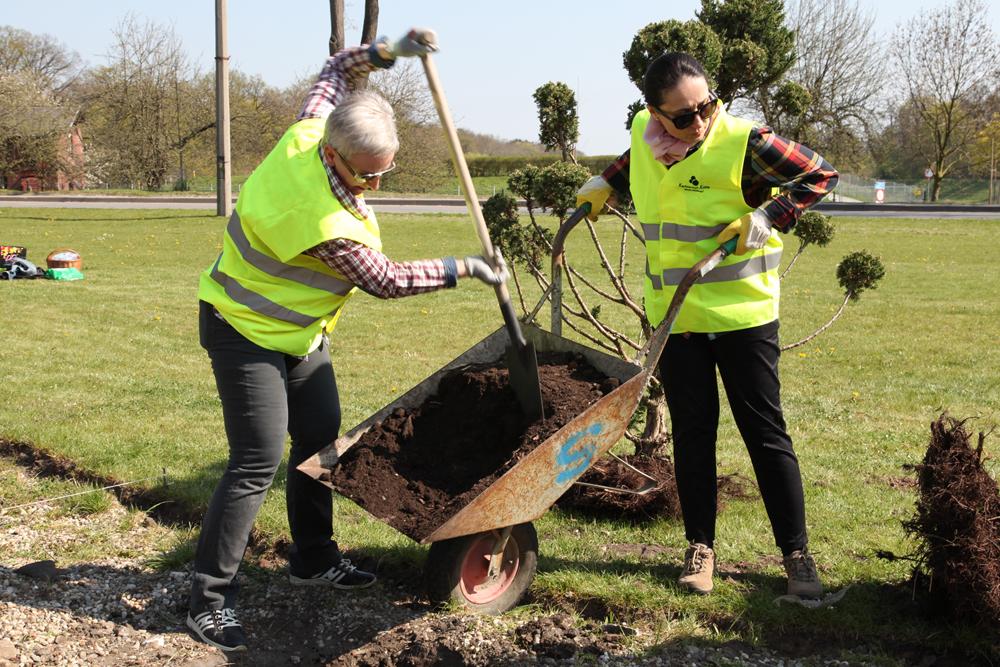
781, 292, 851, 350
779, 240, 808, 279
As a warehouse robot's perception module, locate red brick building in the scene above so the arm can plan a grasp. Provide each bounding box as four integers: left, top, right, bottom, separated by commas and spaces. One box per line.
3, 107, 85, 192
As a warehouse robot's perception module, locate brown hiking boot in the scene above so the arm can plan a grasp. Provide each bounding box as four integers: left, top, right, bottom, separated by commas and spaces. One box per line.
783, 548, 823, 598
678, 543, 715, 594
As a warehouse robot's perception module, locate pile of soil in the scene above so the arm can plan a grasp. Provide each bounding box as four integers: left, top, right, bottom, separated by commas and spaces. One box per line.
557, 454, 756, 520
331, 352, 620, 539
904, 414, 1000, 624
557, 454, 681, 519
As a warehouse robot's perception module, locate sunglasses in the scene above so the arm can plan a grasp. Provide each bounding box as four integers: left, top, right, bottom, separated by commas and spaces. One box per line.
334, 149, 396, 184
652, 94, 719, 130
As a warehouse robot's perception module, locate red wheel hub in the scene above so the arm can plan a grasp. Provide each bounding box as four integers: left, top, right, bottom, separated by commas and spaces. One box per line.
459, 534, 520, 604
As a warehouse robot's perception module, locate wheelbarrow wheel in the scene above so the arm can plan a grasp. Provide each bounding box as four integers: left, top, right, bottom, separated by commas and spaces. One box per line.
424, 522, 538, 615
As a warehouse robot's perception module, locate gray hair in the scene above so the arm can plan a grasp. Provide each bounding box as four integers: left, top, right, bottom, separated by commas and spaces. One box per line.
323, 89, 399, 158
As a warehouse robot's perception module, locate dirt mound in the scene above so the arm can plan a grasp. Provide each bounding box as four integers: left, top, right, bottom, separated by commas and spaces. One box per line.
331, 352, 619, 539
557, 453, 756, 521
329, 613, 631, 666
513, 613, 625, 659
904, 414, 1000, 625
556, 453, 681, 519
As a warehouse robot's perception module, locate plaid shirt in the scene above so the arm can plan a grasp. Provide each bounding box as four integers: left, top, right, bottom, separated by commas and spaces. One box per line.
297, 45, 456, 297
309, 239, 457, 298
602, 123, 838, 233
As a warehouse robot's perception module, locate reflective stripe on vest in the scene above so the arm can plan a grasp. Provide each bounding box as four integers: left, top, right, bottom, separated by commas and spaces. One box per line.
225, 212, 353, 297
209, 255, 317, 327
645, 251, 782, 289
642, 221, 729, 244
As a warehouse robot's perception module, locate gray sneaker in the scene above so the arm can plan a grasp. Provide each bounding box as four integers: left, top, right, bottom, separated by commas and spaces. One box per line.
783, 548, 823, 598
678, 542, 715, 594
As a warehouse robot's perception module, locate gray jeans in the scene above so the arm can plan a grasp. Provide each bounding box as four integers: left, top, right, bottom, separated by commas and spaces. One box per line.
190, 301, 341, 613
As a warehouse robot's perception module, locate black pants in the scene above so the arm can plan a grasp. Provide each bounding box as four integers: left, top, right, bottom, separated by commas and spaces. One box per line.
190, 301, 341, 612
659, 319, 807, 555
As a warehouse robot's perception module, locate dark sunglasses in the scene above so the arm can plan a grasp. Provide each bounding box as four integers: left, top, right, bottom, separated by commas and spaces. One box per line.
334, 149, 396, 183
652, 94, 719, 130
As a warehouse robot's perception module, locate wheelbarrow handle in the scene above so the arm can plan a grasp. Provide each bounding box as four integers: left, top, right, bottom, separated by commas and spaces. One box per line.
551, 202, 592, 267
547, 203, 593, 336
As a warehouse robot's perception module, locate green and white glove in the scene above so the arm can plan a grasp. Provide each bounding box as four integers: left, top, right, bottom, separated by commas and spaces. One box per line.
382, 28, 438, 59
463, 251, 509, 286
716, 209, 773, 255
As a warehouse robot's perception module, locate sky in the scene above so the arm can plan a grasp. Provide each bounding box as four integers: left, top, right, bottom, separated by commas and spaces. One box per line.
4, 0, 997, 156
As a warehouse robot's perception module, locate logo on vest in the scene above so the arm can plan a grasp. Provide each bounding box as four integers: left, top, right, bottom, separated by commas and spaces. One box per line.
679, 174, 710, 193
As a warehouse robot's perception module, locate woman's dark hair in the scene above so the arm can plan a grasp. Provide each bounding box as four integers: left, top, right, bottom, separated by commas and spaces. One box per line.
642, 52, 707, 107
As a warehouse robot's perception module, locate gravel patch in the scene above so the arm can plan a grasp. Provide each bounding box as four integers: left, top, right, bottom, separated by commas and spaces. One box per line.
0, 461, 883, 666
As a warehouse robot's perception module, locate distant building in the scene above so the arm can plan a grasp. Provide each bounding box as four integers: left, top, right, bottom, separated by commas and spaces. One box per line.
3, 107, 85, 192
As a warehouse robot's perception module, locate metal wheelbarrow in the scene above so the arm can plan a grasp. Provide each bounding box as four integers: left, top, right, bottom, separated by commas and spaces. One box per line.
297, 202, 739, 614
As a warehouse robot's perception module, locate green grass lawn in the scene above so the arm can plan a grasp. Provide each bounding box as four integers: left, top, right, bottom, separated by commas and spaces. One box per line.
1, 207, 998, 660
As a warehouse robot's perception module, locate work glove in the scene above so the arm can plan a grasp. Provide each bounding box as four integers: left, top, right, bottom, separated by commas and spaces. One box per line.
463, 251, 509, 286
382, 28, 439, 59
575, 175, 614, 221
716, 209, 773, 255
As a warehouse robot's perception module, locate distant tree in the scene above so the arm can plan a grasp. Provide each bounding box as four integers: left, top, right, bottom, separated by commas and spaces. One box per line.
532, 82, 579, 161
82, 16, 210, 189
369, 59, 449, 192
888, 0, 1000, 201
0, 25, 82, 95
329, 0, 379, 84
869, 96, 938, 180
970, 112, 1000, 201
0, 71, 69, 182
758, 0, 884, 172
457, 129, 550, 157
227, 71, 297, 182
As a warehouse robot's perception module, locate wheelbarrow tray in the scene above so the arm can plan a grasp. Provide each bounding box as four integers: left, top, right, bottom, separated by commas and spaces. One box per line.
297, 322, 645, 544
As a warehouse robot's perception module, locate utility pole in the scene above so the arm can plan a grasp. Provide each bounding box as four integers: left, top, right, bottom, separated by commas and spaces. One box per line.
215, 0, 232, 217
990, 136, 996, 205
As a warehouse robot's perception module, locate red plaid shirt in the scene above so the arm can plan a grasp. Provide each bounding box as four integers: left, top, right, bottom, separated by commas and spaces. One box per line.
602, 122, 838, 232
297, 45, 456, 297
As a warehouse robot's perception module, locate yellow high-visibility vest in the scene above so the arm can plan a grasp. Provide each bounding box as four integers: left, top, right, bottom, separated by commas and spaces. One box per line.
630, 108, 782, 333
197, 117, 382, 356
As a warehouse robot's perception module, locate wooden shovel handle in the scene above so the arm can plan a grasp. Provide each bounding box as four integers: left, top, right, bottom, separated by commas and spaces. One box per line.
420, 53, 526, 348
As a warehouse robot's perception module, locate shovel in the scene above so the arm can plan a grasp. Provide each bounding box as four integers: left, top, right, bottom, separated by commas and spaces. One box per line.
420, 53, 545, 422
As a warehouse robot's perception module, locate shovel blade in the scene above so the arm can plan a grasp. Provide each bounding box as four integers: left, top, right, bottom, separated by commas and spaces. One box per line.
505, 341, 545, 422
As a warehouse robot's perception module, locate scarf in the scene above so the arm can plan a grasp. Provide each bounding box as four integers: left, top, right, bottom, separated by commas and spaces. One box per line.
642, 115, 694, 166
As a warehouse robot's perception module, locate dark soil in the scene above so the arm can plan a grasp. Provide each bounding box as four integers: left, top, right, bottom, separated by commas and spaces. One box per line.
0, 437, 193, 527
557, 453, 757, 521
330, 352, 620, 539
904, 414, 1000, 625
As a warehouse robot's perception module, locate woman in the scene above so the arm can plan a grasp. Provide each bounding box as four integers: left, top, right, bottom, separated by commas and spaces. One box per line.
187, 29, 508, 653
576, 52, 838, 597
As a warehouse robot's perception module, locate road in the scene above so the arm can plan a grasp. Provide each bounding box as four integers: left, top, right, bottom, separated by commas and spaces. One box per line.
2, 196, 999, 218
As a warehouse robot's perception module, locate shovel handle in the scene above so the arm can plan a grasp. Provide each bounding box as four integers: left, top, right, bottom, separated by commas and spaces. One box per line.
420, 54, 527, 348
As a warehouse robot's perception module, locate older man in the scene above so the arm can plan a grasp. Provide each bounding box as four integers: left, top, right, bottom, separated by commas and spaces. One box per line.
188, 28, 505, 653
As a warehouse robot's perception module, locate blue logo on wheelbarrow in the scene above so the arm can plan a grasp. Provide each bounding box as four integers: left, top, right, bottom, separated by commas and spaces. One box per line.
554, 423, 604, 485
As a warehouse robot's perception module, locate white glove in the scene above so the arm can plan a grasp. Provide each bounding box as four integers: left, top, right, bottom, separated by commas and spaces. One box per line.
717, 209, 773, 255
464, 250, 509, 286
382, 28, 438, 59
745, 209, 774, 250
